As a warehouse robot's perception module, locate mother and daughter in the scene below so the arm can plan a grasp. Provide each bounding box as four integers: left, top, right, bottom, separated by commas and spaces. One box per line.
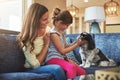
17, 3, 86, 80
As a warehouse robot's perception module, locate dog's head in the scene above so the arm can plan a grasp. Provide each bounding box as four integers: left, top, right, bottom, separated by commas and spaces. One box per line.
80, 32, 95, 50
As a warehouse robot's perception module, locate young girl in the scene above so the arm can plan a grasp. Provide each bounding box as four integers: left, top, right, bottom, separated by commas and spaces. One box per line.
17, 3, 66, 80
45, 8, 86, 80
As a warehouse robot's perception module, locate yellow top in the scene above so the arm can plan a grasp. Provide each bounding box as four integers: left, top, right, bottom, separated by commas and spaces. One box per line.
22, 26, 50, 69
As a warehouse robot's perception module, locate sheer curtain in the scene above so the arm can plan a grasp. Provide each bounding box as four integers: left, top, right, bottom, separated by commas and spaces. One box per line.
0, 0, 33, 31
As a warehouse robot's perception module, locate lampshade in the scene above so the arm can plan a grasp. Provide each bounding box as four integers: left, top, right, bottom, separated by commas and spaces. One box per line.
84, 6, 105, 23
84, 6, 105, 33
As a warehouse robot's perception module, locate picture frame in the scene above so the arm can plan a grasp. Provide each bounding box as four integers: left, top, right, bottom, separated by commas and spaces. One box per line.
106, 16, 120, 26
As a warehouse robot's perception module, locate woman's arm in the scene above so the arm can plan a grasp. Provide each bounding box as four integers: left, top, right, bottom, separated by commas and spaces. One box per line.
23, 33, 50, 68
24, 44, 49, 68
51, 33, 81, 55
37, 33, 50, 63
24, 50, 40, 68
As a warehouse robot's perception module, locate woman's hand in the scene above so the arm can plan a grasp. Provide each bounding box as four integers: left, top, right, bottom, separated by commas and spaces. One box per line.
43, 33, 50, 46
37, 33, 50, 63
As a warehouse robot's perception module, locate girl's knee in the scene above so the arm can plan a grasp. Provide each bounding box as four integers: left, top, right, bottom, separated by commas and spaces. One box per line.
81, 69, 86, 75
66, 64, 76, 78
78, 67, 86, 75
67, 63, 75, 68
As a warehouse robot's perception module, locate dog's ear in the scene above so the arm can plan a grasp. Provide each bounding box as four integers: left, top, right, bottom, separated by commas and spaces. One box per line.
87, 35, 95, 50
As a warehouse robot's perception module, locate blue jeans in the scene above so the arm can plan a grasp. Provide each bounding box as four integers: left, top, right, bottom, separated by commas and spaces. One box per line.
27, 65, 66, 80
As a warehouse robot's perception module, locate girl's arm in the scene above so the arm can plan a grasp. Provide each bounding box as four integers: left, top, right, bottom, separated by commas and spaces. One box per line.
51, 33, 81, 55
37, 33, 50, 63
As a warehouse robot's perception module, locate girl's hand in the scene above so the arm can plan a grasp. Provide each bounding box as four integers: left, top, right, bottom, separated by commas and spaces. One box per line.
43, 33, 50, 46
66, 58, 78, 65
76, 38, 87, 46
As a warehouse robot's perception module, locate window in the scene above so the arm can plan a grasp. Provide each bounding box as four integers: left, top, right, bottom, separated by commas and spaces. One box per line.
0, 0, 22, 31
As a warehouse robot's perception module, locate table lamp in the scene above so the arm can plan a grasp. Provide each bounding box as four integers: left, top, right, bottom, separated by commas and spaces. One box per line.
84, 6, 105, 33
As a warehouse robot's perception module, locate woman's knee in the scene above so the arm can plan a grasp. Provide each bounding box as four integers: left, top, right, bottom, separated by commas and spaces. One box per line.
51, 65, 62, 70
46, 65, 62, 72
49, 65, 65, 75
47, 65, 66, 80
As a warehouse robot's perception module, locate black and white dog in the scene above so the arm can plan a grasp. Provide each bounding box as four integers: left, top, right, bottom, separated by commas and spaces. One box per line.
79, 32, 116, 80
79, 32, 116, 68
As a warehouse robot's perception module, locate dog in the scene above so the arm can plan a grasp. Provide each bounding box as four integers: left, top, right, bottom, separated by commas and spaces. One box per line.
78, 32, 116, 80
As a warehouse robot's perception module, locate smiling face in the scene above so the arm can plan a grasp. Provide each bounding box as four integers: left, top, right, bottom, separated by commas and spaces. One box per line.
39, 12, 49, 29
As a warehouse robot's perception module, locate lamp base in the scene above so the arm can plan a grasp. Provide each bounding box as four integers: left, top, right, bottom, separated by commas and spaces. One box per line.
90, 22, 101, 33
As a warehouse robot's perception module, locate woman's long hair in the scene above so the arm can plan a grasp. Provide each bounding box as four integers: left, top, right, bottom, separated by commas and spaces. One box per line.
17, 3, 48, 52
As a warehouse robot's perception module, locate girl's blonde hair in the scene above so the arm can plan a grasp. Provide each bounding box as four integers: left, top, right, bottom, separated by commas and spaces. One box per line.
17, 3, 48, 52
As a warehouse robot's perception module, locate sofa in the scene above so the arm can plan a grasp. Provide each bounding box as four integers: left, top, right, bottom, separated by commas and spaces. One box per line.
0, 29, 65, 80
0, 29, 120, 80
66, 33, 120, 74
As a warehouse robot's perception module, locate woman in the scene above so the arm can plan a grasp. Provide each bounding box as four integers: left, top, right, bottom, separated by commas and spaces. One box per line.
17, 3, 66, 80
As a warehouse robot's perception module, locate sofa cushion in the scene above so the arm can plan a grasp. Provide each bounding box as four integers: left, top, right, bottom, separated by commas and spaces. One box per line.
94, 33, 120, 64
66, 34, 82, 64
84, 66, 116, 74
0, 34, 25, 73
0, 72, 54, 80
65, 37, 80, 64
